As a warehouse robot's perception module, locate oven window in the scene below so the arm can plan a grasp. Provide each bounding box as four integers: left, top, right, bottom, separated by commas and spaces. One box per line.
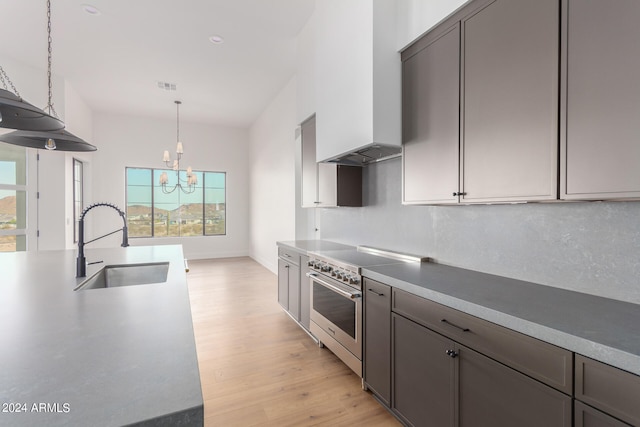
312, 283, 356, 338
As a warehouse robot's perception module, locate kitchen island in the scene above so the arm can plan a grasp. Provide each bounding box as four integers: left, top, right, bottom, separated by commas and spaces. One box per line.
0, 245, 203, 427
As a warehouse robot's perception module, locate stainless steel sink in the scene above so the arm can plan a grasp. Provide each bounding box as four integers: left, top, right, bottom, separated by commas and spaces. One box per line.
74, 262, 170, 291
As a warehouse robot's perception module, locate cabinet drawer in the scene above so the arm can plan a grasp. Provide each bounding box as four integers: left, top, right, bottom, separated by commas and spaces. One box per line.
576, 355, 640, 426
392, 288, 572, 394
277, 247, 300, 265
574, 401, 631, 427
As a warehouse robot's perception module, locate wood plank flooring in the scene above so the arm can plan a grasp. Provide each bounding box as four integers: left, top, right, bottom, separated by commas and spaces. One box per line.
187, 257, 400, 427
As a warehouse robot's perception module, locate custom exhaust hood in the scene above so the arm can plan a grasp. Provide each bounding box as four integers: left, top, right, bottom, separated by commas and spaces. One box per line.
323, 143, 402, 166
314, 0, 402, 167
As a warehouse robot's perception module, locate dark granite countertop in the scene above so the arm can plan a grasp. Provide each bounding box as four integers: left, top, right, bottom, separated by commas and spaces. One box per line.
363, 261, 640, 376
0, 245, 203, 426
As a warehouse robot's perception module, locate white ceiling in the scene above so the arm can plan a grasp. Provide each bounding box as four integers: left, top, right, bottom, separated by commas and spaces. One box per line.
0, 0, 315, 127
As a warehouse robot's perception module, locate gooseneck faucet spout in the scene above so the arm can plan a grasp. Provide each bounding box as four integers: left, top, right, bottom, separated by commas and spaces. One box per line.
76, 203, 129, 278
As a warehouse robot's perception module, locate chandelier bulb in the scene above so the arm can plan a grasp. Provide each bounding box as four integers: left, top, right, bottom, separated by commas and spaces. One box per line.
45, 138, 57, 150
176, 142, 183, 154
163, 150, 170, 162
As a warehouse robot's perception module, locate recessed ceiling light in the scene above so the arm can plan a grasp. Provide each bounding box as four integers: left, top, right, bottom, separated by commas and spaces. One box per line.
81, 4, 101, 15
209, 35, 225, 44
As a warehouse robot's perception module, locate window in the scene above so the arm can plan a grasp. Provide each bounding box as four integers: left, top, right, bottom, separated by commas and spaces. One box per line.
0, 143, 27, 252
125, 167, 226, 238
73, 159, 84, 243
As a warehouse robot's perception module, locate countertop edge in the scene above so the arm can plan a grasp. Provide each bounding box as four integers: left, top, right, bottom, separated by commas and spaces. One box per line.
362, 268, 640, 377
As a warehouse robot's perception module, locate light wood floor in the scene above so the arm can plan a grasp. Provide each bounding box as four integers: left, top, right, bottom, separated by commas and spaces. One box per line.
187, 257, 400, 427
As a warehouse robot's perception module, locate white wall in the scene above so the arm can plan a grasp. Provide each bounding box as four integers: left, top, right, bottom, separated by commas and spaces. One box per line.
249, 77, 298, 273
63, 82, 95, 249
396, 0, 470, 49
90, 112, 250, 260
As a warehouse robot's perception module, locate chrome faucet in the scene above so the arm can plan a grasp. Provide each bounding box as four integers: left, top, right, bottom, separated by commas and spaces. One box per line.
76, 202, 129, 277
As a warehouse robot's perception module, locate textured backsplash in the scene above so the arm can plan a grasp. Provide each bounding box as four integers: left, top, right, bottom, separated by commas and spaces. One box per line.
318, 157, 640, 304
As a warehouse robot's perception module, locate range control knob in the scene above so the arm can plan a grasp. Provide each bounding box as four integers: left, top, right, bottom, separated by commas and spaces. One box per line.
349, 276, 360, 285
321, 265, 332, 273
307, 260, 314, 267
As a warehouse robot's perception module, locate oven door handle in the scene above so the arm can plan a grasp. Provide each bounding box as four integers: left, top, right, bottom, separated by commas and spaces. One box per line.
306, 272, 361, 300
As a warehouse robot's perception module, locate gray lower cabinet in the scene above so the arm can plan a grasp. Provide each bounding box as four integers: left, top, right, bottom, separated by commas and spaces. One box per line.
458, 344, 571, 427
363, 284, 573, 426
575, 355, 640, 426
574, 401, 631, 427
277, 248, 300, 321
561, 0, 640, 200
391, 313, 571, 427
392, 313, 456, 427
363, 279, 392, 405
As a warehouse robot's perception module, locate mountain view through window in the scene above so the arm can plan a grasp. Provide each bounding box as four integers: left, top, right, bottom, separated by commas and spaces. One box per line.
126, 167, 226, 238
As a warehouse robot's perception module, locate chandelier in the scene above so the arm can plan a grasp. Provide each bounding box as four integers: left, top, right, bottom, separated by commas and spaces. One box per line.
159, 100, 197, 194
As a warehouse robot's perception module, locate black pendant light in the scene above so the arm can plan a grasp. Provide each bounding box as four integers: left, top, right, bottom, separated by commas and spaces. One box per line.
0, 72, 65, 132
0, 129, 96, 152
0, 0, 96, 152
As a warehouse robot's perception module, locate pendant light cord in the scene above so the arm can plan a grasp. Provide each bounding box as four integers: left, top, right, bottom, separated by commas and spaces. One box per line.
46, 0, 58, 118
0, 66, 21, 96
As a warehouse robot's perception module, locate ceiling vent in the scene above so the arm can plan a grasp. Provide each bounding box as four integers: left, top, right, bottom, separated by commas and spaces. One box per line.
157, 81, 177, 91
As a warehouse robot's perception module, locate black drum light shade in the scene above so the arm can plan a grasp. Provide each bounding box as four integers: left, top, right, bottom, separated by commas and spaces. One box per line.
0, 88, 65, 132
0, 129, 97, 152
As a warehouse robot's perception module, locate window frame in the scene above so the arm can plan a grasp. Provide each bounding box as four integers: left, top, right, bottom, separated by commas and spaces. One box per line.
0, 144, 28, 252
72, 158, 84, 243
125, 166, 226, 238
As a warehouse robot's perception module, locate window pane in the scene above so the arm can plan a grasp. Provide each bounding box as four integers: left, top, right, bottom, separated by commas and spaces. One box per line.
73, 159, 83, 243
0, 190, 26, 230
0, 144, 27, 186
126, 168, 152, 237
0, 235, 26, 252
125, 167, 226, 238
204, 172, 226, 235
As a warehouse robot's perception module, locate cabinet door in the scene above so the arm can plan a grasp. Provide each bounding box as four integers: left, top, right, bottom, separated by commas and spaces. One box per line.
462, 0, 559, 202
364, 279, 391, 405
299, 255, 311, 330
458, 345, 572, 427
301, 116, 318, 207
392, 314, 455, 427
277, 259, 289, 310
402, 23, 460, 205
562, 0, 640, 199
317, 163, 337, 207
287, 263, 300, 321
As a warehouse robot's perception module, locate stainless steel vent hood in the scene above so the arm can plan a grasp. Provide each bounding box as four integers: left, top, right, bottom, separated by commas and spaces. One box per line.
323, 143, 402, 166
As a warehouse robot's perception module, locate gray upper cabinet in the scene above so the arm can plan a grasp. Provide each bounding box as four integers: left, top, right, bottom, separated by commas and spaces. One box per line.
402, 23, 460, 205
300, 116, 318, 208
561, 0, 640, 200
402, 0, 559, 205
300, 115, 363, 208
461, 0, 559, 203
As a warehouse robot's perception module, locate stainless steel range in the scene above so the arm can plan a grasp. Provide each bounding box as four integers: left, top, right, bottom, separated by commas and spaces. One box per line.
306, 246, 427, 377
